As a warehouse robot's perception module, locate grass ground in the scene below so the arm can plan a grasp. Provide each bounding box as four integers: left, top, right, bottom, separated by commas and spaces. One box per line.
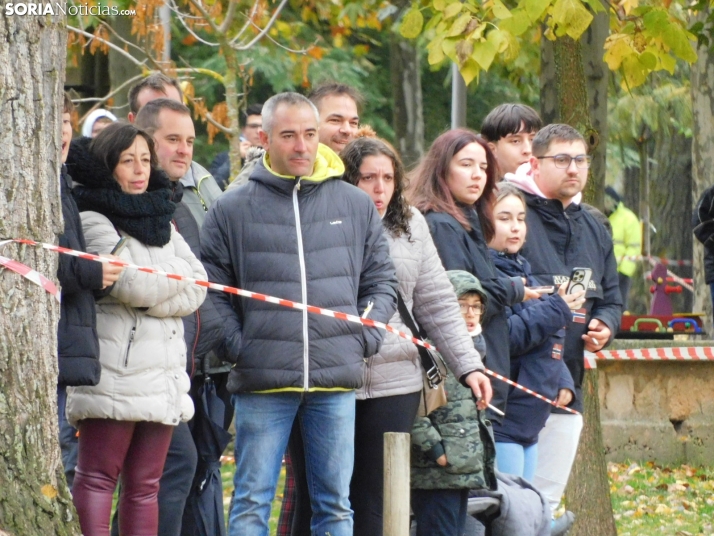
219, 458, 714, 535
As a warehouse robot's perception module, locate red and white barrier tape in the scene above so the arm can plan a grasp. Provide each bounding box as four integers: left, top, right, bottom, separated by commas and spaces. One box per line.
665, 268, 694, 293
620, 255, 692, 267
2, 237, 584, 414
0, 240, 60, 302
596, 347, 714, 362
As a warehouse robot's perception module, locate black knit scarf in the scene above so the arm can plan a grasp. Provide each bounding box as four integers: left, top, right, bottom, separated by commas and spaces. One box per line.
66, 137, 175, 247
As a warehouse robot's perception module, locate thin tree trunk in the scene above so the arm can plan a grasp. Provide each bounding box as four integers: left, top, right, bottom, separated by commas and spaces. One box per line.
0, 12, 80, 535
390, 35, 424, 168
544, 32, 617, 536
691, 6, 714, 332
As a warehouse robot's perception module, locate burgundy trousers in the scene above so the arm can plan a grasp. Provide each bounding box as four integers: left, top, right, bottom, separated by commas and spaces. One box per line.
72, 419, 173, 536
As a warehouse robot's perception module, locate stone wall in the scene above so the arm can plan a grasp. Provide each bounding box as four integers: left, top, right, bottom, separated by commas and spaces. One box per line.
598, 340, 714, 464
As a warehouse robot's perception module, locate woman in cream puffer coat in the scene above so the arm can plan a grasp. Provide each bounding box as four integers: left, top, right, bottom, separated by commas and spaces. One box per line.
64, 123, 206, 536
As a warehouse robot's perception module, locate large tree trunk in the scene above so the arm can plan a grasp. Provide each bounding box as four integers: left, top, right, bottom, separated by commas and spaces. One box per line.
541, 30, 618, 536
390, 35, 424, 168
0, 13, 79, 535
691, 7, 714, 332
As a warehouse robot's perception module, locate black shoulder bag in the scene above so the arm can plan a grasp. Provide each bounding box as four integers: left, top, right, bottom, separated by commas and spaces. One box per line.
396, 292, 445, 389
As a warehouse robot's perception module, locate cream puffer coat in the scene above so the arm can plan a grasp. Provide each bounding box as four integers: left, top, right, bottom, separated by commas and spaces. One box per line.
66, 211, 207, 427
357, 207, 483, 400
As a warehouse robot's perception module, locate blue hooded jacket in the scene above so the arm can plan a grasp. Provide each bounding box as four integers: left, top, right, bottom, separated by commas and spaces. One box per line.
489, 250, 574, 447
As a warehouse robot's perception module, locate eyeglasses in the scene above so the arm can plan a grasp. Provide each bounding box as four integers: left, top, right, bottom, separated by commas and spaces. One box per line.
537, 154, 591, 169
458, 303, 484, 315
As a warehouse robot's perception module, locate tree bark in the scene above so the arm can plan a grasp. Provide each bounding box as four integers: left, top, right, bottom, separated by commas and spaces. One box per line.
543, 31, 617, 536
390, 35, 424, 168
0, 12, 80, 535
691, 6, 714, 332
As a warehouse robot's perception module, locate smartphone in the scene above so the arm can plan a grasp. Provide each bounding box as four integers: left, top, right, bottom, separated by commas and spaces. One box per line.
110, 236, 129, 255
529, 286, 555, 294
566, 267, 592, 295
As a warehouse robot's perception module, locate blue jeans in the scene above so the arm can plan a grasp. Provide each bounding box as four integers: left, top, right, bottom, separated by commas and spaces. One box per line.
228, 391, 355, 536
57, 385, 78, 489
495, 441, 538, 482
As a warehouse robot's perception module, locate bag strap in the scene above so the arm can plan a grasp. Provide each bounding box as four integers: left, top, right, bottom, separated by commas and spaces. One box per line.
396, 292, 443, 388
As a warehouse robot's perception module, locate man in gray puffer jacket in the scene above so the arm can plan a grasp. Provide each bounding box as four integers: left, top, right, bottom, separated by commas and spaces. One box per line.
200, 92, 398, 536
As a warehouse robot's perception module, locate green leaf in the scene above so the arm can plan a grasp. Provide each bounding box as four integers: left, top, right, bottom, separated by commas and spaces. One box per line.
524, 0, 551, 22
621, 54, 648, 88
448, 13, 473, 37
580, 0, 605, 13
642, 8, 669, 37
551, 0, 593, 40
498, 8, 531, 36
424, 12, 443, 32
443, 2, 463, 20
400, 7, 424, 39
487, 28, 509, 53
638, 50, 657, 70
661, 23, 698, 63
492, 0, 512, 19
472, 39, 498, 70
433, 0, 447, 10
459, 58, 481, 86
658, 50, 677, 73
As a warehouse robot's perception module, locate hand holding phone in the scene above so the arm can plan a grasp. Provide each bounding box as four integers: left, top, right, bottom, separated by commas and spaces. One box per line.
566, 267, 592, 295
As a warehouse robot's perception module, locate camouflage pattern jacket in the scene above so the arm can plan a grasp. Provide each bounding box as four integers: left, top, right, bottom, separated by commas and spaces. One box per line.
411, 371, 497, 490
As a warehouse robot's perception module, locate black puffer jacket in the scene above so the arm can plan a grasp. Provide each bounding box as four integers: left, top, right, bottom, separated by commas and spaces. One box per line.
57, 166, 103, 387
424, 207, 525, 422
200, 149, 398, 393
693, 185, 714, 284
516, 192, 622, 413
168, 181, 225, 377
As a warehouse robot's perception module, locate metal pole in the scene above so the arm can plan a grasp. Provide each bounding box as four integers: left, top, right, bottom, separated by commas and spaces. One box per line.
159, 2, 171, 63
383, 432, 411, 536
451, 64, 467, 129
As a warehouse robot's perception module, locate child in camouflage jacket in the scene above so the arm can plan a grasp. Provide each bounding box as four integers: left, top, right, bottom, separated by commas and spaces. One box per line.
410, 270, 496, 536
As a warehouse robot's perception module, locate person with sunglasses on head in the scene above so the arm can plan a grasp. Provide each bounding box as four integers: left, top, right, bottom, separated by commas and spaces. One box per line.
503, 124, 622, 518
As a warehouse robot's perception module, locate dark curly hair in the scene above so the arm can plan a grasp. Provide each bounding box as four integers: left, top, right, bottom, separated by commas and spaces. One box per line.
341, 137, 412, 239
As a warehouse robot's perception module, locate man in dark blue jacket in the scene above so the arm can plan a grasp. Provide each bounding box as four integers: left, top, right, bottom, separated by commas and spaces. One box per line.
134, 98, 227, 536
505, 123, 621, 515
57, 93, 124, 488
201, 92, 397, 536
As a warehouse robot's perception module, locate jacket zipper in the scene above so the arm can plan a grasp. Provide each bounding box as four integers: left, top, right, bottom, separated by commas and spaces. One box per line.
124, 327, 136, 367
293, 178, 310, 391
190, 308, 201, 378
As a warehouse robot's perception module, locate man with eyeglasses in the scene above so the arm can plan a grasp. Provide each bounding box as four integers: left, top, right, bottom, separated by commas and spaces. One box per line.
504, 123, 622, 519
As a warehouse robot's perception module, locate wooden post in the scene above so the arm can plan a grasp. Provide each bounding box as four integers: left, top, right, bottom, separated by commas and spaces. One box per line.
383, 432, 411, 536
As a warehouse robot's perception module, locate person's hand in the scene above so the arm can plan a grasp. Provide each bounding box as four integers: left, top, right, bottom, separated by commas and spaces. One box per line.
464, 371, 492, 410
522, 287, 541, 302
239, 140, 252, 159
99, 254, 124, 289
583, 318, 611, 352
557, 283, 586, 311
436, 454, 448, 467
555, 388, 573, 407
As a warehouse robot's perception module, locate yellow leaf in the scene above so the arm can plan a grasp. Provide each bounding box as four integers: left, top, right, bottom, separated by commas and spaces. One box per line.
621, 54, 648, 88
41, 484, 58, 499
551, 0, 593, 40
456, 40, 474, 64
525, 0, 551, 21
499, 8, 532, 37
467, 22, 487, 41
472, 39, 498, 71
492, 0, 512, 19
434, 0, 447, 10
400, 7, 424, 39
441, 37, 458, 61
443, 2, 463, 20
427, 36, 446, 64
459, 58, 481, 86
448, 13, 473, 37
604, 35, 632, 70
